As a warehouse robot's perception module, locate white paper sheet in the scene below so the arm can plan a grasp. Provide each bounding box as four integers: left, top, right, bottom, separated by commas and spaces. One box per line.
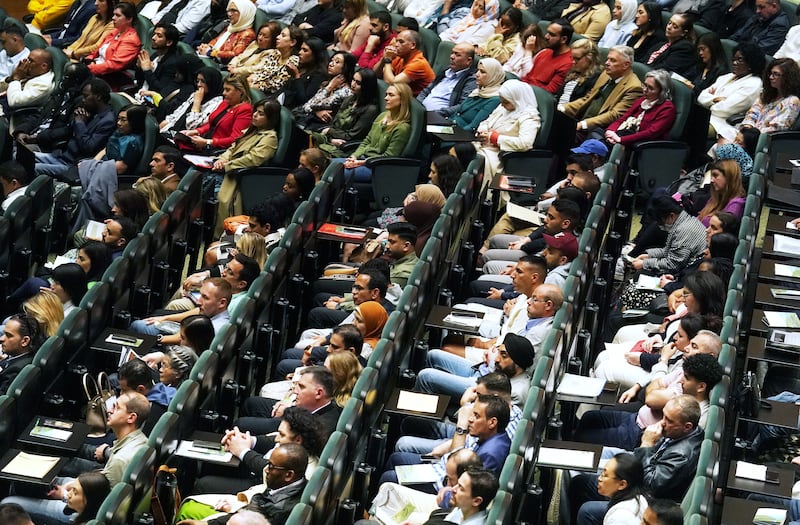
506, 202, 544, 225
395, 464, 439, 484
396, 391, 439, 414
775, 264, 800, 278
1, 452, 60, 478
774, 234, 800, 254
557, 374, 606, 397
175, 441, 233, 463
735, 461, 767, 481
537, 447, 595, 469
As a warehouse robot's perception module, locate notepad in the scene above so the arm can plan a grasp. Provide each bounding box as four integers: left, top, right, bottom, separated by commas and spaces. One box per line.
763, 311, 800, 328
396, 391, 439, 414
443, 312, 483, 329
1, 452, 60, 478
426, 125, 454, 134
537, 447, 595, 469
775, 264, 800, 278
736, 461, 767, 481
506, 202, 544, 225
175, 441, 233, 463
753, 508, 787, 525
30, 425, 72, 442
770, 329, 800, 348
85, 220, 105, 241
557, 374, 606, 397
774, 234, 800, 254
771, 289, 800, 299
395, 464, 439, 485
183, 154, 215, 169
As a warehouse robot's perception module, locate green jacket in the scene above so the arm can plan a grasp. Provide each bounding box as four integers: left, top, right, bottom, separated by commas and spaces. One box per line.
353, 112, 411, 159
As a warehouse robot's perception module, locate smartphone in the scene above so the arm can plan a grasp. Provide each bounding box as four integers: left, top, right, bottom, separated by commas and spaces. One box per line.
765, 471, 780, 484
43, 419, 73, 430
420, 454, 437, 463
194, 440, 223, 451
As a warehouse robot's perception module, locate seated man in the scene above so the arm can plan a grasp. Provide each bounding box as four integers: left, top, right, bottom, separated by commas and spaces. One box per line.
274, 323, 365, 380
379, 394, 511, 489
731, 0, 790, 55
415, 285, 563, 406
2, 392, 150, 524
1, 160, 30, 212
304, 267, 393, 331
376, 30, 435, 96
417, 43, 476, 112
0, 313, 44, 394
522, 19, 574, 94
0, 503, 35, 525
136, 146, 183, 195
574, 353, 722, 450
0, 25, 30, 88
569, 395, 704, 525
560, 45, 642, 140
236, 366, 341, 437
177, 443, 309, 525
2, 48, 55, 119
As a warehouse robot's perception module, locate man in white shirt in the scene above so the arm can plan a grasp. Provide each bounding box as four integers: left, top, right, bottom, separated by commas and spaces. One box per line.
0, 25, 29, 87
442, 468, 499, 525
0, 160, 29, 212
3, 49, 55, 117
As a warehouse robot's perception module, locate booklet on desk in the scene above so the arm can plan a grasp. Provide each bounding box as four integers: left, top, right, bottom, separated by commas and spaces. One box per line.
763, 311, 800, 328
1, 452, 60, 478
753, 508, 786, 525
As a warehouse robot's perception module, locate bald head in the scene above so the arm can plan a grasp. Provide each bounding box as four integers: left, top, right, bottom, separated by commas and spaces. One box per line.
687, 330, 722, 358
450, 43, 475, 71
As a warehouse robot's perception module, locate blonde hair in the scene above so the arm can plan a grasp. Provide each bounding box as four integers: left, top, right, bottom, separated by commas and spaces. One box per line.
135, 177, 168, 213
385, 82, 412, 131
23, 290, 65, 337
225, 74, 252, 104
327, 351, 362, 407
235, 232, 267, 267
565, 38, 601, 83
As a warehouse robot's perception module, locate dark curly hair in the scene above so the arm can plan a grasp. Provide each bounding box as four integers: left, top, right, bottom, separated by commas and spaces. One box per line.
761, 57, 800, 104
281, 406, 325, 457
734, 42, 766, 78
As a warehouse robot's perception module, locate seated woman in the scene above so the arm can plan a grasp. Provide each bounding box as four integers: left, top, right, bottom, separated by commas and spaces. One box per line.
645, 13, 697, 80
248, 25, 304, 96
152, 345, 199, 390
325, 350, 363, 407
475, 78, 540, 178
595, 311, 707, 388
560, 0, 612, 42
576, 454, 648, 525
689, 33, 728, 97
598, 0, 637, 48
45, 263, 89, 317
196, 0, 256, 64
697, 42, 764, 142
628, 195, 707, 276
354, 300, 389, 359
159, 66, 224, 134
311, 68, 380, 158
293, 51, 356, 130
332, 0, 371, 53
227, 21, 281, 77
22, 290, 64, 338
556, 39, 603, 107
341, 82, 414, 183
66, 471, 111, 525
605, 69, 676, 146
84, 1, 141, 89
428, 154, 464, 195
282, 167, 317, 204
179, 75, 253, 196
695, 160, 746, 227
503, 24, 544, 79
626, 1, 665, 64
282, 37, 330, 110
439, 57, 504, 132
478, 7, 523, 64
215, 99, 282, 235
705, 210, 740, 244
738, 58, 800, 137
440, 0, 501, 46
63, 0, 114, 60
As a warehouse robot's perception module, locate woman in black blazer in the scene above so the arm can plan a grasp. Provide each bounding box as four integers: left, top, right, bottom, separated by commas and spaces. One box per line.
646, 13, 698, 79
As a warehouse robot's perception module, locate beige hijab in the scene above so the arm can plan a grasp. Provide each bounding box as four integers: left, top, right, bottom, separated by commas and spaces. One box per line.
471, 57, 505, 98
414, 184, 446, 207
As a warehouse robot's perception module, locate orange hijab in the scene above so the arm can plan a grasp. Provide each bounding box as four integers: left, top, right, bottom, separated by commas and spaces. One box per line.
356, 300, 388, 348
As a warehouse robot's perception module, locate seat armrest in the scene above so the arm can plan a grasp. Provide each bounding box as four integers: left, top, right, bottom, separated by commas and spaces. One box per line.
365, 157, 421, 168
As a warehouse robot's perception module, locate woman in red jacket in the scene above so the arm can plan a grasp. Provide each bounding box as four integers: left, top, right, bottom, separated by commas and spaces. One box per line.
180, 74, 254, 196
604, 69, 676, 146
85, 1, 141, 90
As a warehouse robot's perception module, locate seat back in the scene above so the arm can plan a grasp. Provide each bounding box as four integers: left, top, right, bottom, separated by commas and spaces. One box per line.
7, 364, 43, 427
432, 40, 456, 72
239, 167, 290, 215
668, 78, 693, 140
0, 396, 16, 451
33, 336, 66, 386
97, 483, 134, 525
80, 282, 112, 341
418, 27, 440, 61
147, 412, 181, 462
123, 446, 157, 504
275, 106, 295, 166
168, 380, 200, 437
531, 85, 554, 148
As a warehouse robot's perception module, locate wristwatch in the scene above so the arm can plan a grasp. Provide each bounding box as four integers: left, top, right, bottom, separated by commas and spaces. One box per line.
455, 426, 468, 435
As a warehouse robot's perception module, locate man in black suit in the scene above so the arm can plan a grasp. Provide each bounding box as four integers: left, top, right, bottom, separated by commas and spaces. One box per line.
236, 366, 341, 436
136, 23, 182, 98
0, 313, 42, 394
178, 444, 309, 525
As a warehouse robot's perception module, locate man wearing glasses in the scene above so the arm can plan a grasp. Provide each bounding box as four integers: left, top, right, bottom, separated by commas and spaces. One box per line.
177, 443, 309, 525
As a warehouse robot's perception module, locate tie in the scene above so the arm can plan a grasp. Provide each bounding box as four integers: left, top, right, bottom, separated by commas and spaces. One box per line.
581, 79, 615, 120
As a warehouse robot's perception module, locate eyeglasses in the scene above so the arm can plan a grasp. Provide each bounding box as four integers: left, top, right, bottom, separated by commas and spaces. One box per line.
732, 56, 744, 64
599, 470, 619, 480
769, 71, 783, 78
265, 460, 290, 471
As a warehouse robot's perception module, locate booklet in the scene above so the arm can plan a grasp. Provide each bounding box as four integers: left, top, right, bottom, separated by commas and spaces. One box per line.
557, 373, 606, 397
763, 311, 800, 328
774, 234, 800, 254
753, 508, 786, 525
85, 220, 104, 241
771, 289, 800, 299
1, 452, 60, 478
774, 264, 800, 278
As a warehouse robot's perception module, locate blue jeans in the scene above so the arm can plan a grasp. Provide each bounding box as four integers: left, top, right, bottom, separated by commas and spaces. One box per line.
334, 158, 374, 183
414, 350, 479, 399
34, 151, 71, 179
129, 319, 161, 336
752, 391, 800, 452
573, 410, 643, 451
395, 416, 454, 453
2, 476, 75, 524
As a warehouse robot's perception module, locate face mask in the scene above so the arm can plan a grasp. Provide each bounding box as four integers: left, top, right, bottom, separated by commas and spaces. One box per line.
658, 223, 673, 232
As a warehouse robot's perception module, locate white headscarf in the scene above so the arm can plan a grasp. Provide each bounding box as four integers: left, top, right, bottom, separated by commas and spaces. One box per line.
471, 57, 505, 98
496, 79, 539, 120
226, 0, 257, 34
611, 0, 637, 29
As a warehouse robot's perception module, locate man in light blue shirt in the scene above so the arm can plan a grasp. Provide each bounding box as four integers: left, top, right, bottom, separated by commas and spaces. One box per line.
0, 26, 30, 87
418, 43, 477, 112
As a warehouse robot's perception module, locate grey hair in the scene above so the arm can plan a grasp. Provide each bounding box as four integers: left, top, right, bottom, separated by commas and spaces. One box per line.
609, 45, 634, 65
645, 69, 672, 103
695, 329, 722, 357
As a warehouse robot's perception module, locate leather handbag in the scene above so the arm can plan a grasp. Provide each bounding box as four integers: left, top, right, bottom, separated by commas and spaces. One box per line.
82, 373, 108, 437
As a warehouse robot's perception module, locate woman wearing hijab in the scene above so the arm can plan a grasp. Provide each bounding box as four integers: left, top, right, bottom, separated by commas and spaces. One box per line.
440, 57, 504, 132
354, 300, 388, 358
598, 0, 637, 48
711, 142, 753, 180
475, 79, 540, 178
440, 0, 501, 46
197, 0, 256, 64
160, 66, 224, 133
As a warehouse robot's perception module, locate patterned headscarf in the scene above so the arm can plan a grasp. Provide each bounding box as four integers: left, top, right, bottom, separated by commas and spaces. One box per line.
715, 143, 753, 179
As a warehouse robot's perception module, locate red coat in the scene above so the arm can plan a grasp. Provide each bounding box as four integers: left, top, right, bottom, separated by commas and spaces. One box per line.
87, 27, 141, 76
606, 98, 676, 145
196, 101, 253, 150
